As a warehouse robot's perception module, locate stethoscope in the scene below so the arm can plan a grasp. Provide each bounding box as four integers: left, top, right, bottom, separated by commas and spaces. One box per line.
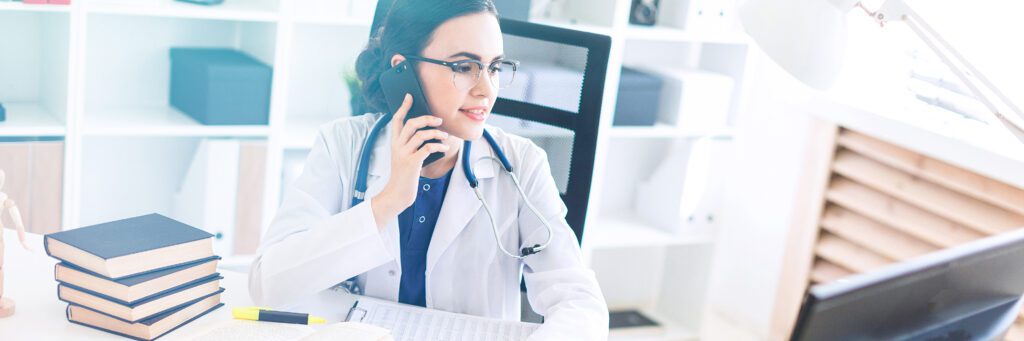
350, 113, 553, 259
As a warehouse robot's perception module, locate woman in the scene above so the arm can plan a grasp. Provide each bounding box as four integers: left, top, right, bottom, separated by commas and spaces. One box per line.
248, 0, 608, 338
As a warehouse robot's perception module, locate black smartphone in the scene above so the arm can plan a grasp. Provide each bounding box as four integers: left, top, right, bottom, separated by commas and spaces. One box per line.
378, 60, 445, 167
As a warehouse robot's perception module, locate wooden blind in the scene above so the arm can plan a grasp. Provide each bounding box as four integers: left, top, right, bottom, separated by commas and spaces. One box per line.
772, 124, 1024, 339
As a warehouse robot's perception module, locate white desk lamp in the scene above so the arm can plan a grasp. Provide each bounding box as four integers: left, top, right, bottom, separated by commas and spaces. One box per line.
737, 0, 1024, 144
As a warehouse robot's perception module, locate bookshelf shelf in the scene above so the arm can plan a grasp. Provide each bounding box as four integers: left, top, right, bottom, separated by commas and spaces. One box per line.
608, 124, 735, 139
82, 106, 270, 137
0, 103, 66, 137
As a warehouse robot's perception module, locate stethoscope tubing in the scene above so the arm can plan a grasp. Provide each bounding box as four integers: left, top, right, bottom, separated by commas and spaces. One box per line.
352, 114, 553, 258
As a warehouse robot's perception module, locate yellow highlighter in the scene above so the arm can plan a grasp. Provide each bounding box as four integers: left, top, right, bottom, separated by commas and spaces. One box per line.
232, 306, 327, 325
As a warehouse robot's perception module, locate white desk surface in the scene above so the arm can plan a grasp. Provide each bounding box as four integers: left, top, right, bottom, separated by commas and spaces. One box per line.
0, 229, 360, 340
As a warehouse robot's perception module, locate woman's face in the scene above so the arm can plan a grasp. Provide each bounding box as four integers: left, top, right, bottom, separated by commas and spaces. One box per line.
392, 12, 503, 141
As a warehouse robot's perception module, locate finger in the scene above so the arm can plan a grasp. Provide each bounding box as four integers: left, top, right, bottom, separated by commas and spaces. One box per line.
405, 130, 450, 153
390, 94, 413, 138
414, 142, 451, 161
399, 115, 443, 144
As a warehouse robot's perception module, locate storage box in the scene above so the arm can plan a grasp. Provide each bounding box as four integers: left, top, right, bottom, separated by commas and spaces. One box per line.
633, 67, 734, 129
613, 67, 663, 126
169, 48, 272, 125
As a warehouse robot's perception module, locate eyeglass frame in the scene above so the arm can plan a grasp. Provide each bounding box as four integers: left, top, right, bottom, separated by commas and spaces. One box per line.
403, 55, 520, 90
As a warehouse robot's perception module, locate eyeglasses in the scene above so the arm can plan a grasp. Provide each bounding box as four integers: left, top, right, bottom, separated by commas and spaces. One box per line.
405, 55, 520, 91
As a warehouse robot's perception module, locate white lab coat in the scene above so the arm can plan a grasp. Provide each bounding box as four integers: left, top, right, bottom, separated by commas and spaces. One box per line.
249, 113, 609, 340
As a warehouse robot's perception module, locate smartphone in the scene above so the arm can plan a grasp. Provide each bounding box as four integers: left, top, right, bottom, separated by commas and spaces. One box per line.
378, 60, 445, 167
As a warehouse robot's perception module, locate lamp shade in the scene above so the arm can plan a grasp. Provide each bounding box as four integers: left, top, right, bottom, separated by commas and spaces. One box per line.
738, 0, 860, 89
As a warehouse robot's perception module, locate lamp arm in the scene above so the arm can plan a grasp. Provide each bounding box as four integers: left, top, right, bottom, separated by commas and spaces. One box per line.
869, 0, 1024, 144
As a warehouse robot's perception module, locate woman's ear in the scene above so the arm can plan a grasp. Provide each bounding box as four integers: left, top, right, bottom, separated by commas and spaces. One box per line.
390, 54, 406, 68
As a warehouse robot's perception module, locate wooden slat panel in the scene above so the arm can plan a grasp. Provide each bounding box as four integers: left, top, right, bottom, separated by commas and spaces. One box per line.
233, 141, 266, 255
820, 205, 938, 261
832, 150, 1024, 235
826, 177, 984, 248
770, 119, 842, 340
815, 233, 892, 273
29, 142, 63, 234
838, 130, 1024, 217
810, 258, 853, 284
0, 143, 32, 232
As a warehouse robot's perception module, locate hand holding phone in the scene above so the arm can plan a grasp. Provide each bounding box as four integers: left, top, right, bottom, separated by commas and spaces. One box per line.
371, 93, 452, 223
378, 60, 446, 166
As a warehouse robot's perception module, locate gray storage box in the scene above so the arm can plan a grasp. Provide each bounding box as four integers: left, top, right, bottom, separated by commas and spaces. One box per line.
613, 67, 663, 126
169, 48, 272, 125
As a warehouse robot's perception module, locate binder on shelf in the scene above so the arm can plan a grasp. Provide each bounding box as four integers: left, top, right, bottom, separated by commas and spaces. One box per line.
171, 139, 267, 256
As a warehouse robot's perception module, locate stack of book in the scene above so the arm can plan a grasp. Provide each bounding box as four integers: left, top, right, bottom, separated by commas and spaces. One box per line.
43, 213, 224, 340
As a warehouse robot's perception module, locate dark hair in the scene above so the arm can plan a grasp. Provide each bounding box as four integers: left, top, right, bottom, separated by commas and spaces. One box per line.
355, 0, 499, 114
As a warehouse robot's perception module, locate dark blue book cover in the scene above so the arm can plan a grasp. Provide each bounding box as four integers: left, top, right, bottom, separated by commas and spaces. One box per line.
58, 272, 222, 306
66, 290, 225, 341
44, 213, 213, 260
58, 275, 223, 322
43, 213, 215, 279
55, 255, 221, 286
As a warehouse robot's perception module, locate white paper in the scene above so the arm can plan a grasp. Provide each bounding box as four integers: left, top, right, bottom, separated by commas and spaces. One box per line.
186, 320, 392, 341
352, 298, 540, 341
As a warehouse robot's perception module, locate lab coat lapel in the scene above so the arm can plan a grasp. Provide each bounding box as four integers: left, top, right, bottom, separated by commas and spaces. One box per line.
365, 121, 400, 263
426, 135, 497, 277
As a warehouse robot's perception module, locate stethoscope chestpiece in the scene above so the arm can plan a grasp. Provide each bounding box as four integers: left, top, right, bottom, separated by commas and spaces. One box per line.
520, 244, 546, 257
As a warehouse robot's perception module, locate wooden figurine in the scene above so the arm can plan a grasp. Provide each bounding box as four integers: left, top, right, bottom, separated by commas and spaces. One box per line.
0, 169, 30, 318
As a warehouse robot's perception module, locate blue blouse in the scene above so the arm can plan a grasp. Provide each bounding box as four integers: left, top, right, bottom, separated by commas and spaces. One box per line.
397, 169, 453, 307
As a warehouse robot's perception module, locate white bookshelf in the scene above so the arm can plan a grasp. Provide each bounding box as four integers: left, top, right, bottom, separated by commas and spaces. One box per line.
0, 0, 751, 337
529, 0, 752, 338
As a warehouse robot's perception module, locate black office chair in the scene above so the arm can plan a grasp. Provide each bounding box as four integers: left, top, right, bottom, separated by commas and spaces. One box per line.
368, 2, 612, 245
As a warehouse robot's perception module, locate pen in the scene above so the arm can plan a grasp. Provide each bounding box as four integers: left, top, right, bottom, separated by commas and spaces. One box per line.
232, 306, 327, 325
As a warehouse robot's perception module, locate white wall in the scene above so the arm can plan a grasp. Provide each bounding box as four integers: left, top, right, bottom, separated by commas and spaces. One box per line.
702, 48, 814, 337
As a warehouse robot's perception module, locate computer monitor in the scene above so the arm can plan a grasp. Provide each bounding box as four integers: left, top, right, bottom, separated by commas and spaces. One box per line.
791, 228, 1024, 340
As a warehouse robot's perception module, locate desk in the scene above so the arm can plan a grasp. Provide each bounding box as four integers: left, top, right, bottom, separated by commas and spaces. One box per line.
0, 229, 359, 340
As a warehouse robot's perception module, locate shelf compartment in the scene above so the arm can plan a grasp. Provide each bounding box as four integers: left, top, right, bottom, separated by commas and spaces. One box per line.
78, 136, 267, 256
0, 11, 71, 129
284, 23, 370, 136
84, 15, 278, 134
